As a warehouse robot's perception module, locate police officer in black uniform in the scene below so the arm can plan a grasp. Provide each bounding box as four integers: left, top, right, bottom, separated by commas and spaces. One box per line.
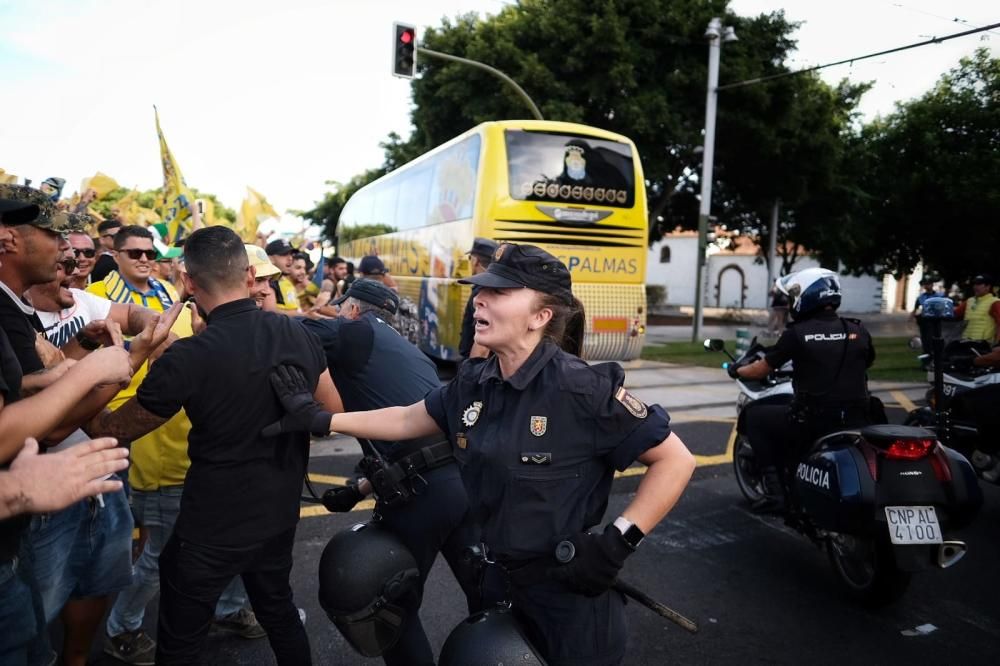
458, 237, 498, 360
265, 243, 697, 666
737, 268, 877, 512
297, 279, 478, 666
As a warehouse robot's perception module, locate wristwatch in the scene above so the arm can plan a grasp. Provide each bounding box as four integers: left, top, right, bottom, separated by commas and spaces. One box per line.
613, 516, 645, 551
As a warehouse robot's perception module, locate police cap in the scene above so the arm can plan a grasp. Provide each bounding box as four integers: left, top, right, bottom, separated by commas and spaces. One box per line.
467, 237, 498, 259
460, 242, 573, 305
358, 255, 388, 275
332, 278, 399, 315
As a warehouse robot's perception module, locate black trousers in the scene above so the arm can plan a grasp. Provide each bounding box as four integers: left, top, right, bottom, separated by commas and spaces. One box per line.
157, 527, 310, 665
375, 464, 479, 666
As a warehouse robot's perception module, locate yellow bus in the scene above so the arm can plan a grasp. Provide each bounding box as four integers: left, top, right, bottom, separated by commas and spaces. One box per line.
339, 120, 648, 361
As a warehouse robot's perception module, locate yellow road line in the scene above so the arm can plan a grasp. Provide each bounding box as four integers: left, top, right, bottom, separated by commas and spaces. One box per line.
307, 473, 350, 486
890, 390, 917, 413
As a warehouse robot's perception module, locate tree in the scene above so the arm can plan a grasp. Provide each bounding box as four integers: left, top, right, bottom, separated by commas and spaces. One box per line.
303, 0, 863, 259
817, 49, 1000, 283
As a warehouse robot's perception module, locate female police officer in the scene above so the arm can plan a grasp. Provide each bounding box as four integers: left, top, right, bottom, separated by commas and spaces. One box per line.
265, 243, 696, 665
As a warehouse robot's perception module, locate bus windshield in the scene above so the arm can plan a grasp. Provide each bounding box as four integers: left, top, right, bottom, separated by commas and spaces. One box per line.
505, 130, 635, 208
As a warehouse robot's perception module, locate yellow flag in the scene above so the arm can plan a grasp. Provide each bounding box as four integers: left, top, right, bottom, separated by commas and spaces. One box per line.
111, 189, 140, 223
154, 107, 194, 243
247, 187, 280, 219
0, 168, 18, 185
81, 172, 120, 199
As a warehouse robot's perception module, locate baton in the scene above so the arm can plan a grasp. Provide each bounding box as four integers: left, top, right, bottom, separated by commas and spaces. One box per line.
555, 540, 699, 634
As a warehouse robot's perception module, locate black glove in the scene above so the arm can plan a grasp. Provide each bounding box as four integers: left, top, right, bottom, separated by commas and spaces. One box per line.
727, 361, 741, 380
261, 365, 332, 438
322, 484, 364, 513
548, 525, 632, 597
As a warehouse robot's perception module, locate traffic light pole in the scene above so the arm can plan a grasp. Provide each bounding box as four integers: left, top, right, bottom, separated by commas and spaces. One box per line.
416, 46, 544, 121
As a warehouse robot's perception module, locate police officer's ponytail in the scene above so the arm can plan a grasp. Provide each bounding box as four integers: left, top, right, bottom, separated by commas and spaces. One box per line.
536, 293, 585, 357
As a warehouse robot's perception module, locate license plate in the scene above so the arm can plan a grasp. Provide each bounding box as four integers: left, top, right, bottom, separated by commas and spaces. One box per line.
884, 505, 943, 545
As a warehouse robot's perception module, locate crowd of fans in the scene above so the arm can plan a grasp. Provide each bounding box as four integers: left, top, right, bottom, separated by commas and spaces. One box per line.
0, 183, 364, 665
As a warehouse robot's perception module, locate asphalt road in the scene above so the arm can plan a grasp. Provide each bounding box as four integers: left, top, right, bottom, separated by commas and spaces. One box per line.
81, 399, 1000, 666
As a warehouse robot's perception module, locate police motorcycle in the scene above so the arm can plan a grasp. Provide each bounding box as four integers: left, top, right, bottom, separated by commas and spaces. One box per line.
904, 297, 1000, 482
706, 333, 982, 606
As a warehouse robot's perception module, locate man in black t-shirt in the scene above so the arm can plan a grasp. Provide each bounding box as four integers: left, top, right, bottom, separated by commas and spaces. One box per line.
89, 226, 338, 666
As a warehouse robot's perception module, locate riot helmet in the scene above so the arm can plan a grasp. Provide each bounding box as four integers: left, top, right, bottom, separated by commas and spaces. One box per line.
776, 268, 842, 320
318, 522, 420, 657
439, 607, 548, 666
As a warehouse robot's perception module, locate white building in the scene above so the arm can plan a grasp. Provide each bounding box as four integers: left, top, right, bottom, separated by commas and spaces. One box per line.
647, 231, 925, 314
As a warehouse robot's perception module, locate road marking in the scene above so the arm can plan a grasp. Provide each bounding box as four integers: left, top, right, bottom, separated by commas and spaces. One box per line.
300, 498, 375, 518
890, 390, 917, 413
308, 473, 349, 486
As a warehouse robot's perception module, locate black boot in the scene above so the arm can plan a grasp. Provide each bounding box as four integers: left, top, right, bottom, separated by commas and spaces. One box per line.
751, 467, 786, 514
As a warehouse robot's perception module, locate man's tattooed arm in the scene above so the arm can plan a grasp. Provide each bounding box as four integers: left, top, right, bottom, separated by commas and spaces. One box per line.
86, 398, 169, 442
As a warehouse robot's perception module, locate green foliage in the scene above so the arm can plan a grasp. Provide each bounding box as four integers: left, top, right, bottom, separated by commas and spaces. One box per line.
820, 49, 1000, 283
90, 187, 236, 224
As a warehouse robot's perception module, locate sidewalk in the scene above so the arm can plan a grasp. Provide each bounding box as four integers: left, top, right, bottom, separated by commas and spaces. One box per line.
645, 311, 916, 344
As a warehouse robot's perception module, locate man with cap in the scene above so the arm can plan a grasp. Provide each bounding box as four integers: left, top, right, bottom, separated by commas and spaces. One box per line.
954, 274, 1000, 344
39, 177, 66, 202
298, 278, 477, 666
358, 255, 398, 291
265, 238, 302, 315
247, 243, 281, 311
912, 275, 944, 357
458, 237, 498, 360
91, 219, 123, 283
0, 185, 80, 395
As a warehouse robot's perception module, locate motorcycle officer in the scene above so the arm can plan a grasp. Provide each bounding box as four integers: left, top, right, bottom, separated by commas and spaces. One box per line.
960, 344, 1000, 481
735, 268, 877, 512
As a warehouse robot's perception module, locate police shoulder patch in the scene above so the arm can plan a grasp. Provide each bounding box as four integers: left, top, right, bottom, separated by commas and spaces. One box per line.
615, 387, 648, 419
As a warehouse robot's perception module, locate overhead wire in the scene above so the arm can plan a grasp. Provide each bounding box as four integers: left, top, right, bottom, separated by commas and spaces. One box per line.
717, 21, 999, 91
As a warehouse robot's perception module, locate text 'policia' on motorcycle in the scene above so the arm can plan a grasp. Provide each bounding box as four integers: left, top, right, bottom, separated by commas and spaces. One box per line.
706, 268, 982, 607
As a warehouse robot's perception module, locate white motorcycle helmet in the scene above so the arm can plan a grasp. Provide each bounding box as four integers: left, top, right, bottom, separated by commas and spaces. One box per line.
775, 268, 842, 320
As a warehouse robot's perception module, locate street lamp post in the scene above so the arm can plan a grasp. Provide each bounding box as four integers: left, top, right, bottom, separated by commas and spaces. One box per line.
692, 17, 736, 343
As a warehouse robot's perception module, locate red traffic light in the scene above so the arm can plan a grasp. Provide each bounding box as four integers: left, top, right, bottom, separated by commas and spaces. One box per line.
400, 29, 413, 44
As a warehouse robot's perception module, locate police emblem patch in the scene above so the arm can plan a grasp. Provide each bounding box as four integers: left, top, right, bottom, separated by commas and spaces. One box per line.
529, 416, 547, 437
615, 387, 648, 419
461, 401, 483, 428
456, 433, 468, 450
494, 244, 506, 261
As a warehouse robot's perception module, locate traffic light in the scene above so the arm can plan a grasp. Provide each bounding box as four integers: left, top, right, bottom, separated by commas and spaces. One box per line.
392, 22, 417, 79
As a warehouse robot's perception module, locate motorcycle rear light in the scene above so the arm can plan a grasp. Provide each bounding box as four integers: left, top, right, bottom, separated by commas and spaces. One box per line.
861, 442, 878, 481
885, 438, 935, 460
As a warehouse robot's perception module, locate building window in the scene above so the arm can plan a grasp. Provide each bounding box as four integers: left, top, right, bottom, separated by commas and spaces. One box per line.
659, 245, 671, 263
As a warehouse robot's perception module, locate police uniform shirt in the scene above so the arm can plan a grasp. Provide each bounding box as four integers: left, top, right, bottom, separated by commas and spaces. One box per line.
0, 279, 45, 375
300, 311, 439, 458
764, 309, 875, 403
136, 298, 326, 547
424, 340, 671, 560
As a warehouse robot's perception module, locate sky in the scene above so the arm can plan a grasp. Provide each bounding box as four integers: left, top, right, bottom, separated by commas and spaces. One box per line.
1, 0, 995, 236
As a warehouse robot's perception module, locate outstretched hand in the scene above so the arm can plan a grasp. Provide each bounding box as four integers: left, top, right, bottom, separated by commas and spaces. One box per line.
261, 365, 332, 438
9, 438, 128, 515
129, 303, 183, 369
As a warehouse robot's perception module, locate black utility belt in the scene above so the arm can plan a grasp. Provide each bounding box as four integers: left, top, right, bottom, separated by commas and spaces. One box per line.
362, 440, 454, 507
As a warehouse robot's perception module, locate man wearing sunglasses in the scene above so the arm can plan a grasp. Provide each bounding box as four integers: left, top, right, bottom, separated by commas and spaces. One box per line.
87, 226, 176, 312
67, 231, 97, 290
